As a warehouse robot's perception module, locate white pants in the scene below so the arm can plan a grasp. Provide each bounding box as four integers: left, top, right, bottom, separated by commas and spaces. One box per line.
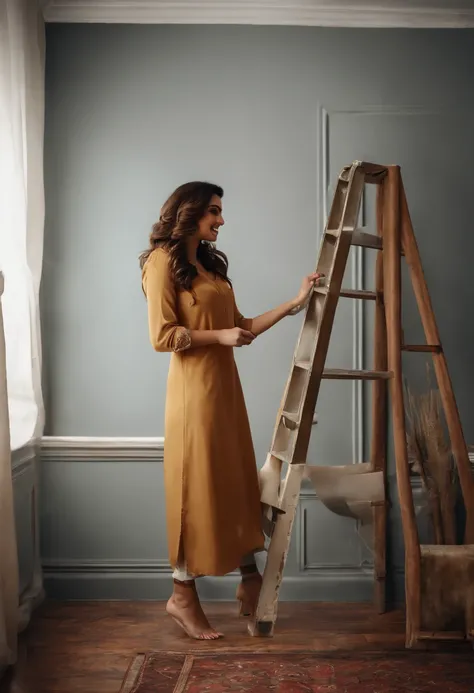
172, 552, 257, 582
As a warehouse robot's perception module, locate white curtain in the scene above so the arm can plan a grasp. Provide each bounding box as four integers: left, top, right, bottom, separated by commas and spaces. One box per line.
0, 0, 46, 674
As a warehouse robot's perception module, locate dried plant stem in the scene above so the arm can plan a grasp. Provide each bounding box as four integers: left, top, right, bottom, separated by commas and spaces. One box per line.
404, 366, 456, 545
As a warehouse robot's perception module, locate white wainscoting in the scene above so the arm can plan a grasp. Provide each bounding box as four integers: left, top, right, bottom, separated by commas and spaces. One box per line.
12, 444, 45, 628
38, 436, 473, 602
39, 436, 375, 601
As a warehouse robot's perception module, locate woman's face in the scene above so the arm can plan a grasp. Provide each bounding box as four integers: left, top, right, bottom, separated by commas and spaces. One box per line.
196, 194, 224, 243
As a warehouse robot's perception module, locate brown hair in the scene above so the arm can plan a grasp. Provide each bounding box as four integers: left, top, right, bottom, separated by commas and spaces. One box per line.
139, 181, 231, 293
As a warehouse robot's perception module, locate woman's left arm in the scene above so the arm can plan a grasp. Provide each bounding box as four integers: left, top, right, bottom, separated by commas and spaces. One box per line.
234, 272, 323, 337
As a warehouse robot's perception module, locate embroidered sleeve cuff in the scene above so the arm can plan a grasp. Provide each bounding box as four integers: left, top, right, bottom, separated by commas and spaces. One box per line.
289, 291, 313, 316
173, 327, 192, 352
288, 302, 302, 316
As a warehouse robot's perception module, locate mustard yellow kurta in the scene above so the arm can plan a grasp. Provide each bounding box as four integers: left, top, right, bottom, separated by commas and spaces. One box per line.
142, 248, 265, 576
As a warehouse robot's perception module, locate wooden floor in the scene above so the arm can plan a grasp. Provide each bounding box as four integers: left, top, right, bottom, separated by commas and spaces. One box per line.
0, 600, 464, 693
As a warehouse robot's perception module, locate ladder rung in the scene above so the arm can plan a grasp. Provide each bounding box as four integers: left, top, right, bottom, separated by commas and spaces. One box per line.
314, 286, 378, 301
294, 364, 393, 380
402, 344, 442, 353
271, 450, 292, 464
281, 410, 299, 425
281, 412, 317, 427
326, 227, 405, 255
325, 227, 382, 250
351, 229, 383, 250
341, 288, 378, 300
322, 369, 393, 381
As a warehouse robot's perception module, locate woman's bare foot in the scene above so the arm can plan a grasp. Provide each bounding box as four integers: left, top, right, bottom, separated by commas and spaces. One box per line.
236, 569, 262, 617
166, 580, 224, 640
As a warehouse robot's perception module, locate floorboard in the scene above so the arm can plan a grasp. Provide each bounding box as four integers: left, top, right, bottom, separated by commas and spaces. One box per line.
0, 600, 469, 693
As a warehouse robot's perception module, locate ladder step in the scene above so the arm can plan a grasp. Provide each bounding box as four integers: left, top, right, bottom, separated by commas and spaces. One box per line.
351, 229, 383, 250
281, 410, 299, 425
281, 411, 317, 427
341, 289, 378, 300
271, 450, 292, 464
325, 227, 383, 250
402, 344, 442, 353
323, 369, 393, 380
341, 161, 387, 184
295, 360, 311, 370
314, 286, 378, 301
326, 228, 405, 255
294, 363, 393, 380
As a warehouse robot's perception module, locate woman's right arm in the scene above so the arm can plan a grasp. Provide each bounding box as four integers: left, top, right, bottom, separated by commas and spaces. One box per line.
190, 328, 255, 348
142, 251, 254, 352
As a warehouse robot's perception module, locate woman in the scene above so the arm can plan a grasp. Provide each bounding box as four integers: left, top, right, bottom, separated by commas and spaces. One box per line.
140, 182, 321, 640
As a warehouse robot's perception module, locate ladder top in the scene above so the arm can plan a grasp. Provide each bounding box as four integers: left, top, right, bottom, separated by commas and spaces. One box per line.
341, 161, 388, 184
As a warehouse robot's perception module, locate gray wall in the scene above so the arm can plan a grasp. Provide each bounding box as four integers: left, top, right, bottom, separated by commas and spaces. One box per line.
41, 24, 474, 600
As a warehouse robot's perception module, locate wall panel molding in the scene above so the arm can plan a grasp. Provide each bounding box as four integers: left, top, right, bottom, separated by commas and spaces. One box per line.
41, 1, 474, 27
296, 488, 371, 573
41, 436, 164, 461
318, 103, 436, 475
39, 439, 473, 601
319, 105, 366, 469
42, 558, 170, 573
318, 106, 365, 468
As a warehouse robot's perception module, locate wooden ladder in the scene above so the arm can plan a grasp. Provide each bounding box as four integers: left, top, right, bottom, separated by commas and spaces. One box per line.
250, 162, 474, 648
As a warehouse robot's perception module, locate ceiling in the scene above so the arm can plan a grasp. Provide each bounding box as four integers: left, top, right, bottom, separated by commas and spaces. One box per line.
40, 1, 474, 27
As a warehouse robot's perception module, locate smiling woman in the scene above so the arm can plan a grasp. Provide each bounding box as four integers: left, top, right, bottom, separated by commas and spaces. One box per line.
140, 181, 321, 641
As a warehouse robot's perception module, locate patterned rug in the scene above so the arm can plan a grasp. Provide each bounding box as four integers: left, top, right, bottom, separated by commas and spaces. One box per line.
120, 650, 474, 692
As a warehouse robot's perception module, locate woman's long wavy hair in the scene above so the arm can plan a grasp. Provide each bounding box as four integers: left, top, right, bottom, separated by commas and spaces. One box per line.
139, 181, 231, 293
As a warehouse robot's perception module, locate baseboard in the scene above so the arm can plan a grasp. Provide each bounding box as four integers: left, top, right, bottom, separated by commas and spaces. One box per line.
42, 560, 376, 602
